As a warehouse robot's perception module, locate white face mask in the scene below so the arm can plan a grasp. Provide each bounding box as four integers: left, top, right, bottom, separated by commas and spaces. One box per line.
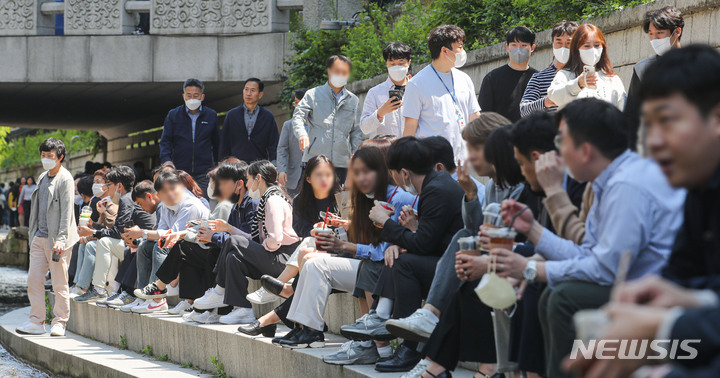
553, 47, 570, 64
111, 185, 122, 204
364, 192, 375, 199
185, 99, 201, 111
248, 179, 262, 200
579, 47, 603, 66
74, 194, 84, 206
387, 65, 409, 82
650, 33, 676, 56
329, 74, 348, 88
207, 183, 215, 199
41, 158, 57, 171
401, 171, 418, 196
446, 48, 467, 68
92, 183, 106, 198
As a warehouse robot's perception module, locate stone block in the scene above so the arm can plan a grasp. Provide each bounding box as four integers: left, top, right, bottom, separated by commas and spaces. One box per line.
152, 36, 219, 82
151, 0, 289, 35
27, 36, 91, 82
88, 36, 153, 82
218, 33, 287, 82
0, 37, 28, 81
687, 10, 712, 45
0, 0, 55, 36
63, 0, 135, 35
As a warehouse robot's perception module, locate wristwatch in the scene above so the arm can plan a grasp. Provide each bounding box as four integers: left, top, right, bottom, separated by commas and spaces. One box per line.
524, 260, 537, 283
142, 230, 149, 240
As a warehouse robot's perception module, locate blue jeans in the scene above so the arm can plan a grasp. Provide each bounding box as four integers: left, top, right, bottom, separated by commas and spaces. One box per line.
135, 240, 169, 288
74, 241, 97, 289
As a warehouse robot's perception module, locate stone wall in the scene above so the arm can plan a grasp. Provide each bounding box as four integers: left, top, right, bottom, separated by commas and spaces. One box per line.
347, 0, 720, 107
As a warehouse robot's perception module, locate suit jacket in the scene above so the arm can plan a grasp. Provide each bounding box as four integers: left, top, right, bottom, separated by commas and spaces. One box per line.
219, 105, 279, 163
29, 166, 79, 248
277, 120, 304, 191
380, 171, 464, 256
159, 105, 220, 176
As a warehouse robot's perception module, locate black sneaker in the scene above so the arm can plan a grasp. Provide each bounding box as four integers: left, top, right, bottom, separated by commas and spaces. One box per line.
279, 327, 325, 349
272, 327, 301, 345
133, 283, 167, 299
74, 287, 108, 303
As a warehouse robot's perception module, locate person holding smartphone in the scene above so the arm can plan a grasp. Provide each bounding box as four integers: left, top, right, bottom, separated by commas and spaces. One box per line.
17, 138, 79, 337
547, 24, 626, 110
359, 42, 413, 138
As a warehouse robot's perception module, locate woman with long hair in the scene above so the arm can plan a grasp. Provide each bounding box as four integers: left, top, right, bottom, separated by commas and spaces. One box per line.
177, 170, 209, 209
19, 176, 36, 227
547, 24, 626, 110
193, 160, 301, 325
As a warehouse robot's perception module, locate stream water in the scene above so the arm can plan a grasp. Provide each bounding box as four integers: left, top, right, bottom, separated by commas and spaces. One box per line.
0, 265, 50, 377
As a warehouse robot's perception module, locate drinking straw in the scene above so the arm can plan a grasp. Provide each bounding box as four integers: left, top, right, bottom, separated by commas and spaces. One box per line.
411, 195, 418, 208
387, 185, 399, 202
509, 206, 529, 230
323, 206, 330, 229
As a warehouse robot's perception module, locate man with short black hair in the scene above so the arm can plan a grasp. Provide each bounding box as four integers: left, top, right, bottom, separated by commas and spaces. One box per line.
292, 55, 363, 183
278, 89, 307, 197
368, 136, 465, 372
75, 166, 155, 303
403, 25, 481, 162
360, 42, 413, 137
422, 135, 485, 201
17, 138, 79, 337
625, 6, 684, 149
492, 98, 686, 378
219, 78, 279, 163
479, 26, 537, 122
159, 78, 220, 193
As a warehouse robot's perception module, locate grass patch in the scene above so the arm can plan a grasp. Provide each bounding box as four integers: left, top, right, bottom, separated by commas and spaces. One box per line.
210, 356, 227, 378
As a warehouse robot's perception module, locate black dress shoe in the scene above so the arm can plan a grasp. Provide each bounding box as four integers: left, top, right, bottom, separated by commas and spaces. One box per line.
428, 371, 452, 378
261, 274, 286, 297
278, 327, 325, 349
374, 344, 422, 372
238, 320, 277, 337
272, 326, 301, 345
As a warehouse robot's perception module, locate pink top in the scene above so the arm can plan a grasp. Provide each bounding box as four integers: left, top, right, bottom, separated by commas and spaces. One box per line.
259, 195, 301, 251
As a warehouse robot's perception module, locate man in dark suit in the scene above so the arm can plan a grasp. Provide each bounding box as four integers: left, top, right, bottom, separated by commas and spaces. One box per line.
219, 78, 279, 164
159, 78, 219, 194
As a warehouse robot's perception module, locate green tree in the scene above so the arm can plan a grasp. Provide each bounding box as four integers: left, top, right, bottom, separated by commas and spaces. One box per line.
0, 129, 99, 170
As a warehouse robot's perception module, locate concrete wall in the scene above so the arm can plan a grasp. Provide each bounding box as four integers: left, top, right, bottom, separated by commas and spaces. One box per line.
346, 0, 720, 107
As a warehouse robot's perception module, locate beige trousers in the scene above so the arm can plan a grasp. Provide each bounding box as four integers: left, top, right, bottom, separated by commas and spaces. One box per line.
27, 236, 70, 326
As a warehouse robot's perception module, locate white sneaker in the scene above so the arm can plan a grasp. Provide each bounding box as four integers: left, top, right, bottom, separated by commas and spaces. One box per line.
246, 287, 278, 305
50, 323, 66, 337
193, 309, 220, 324
401, 359, 431, 378
132, 298, 168, 314
182, 311, 197, 322
16, 322, 46, 335
384, 309, 438, 342
121, 298, 143, 313
219, 307, 255, 325
193, 288, 225, 310
166, 284, 180, 297
68, 286, 85, 298
168, 299, 193, 315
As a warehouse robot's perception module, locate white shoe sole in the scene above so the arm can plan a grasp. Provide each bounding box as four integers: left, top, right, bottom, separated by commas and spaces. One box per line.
219, 316, 255, 325
16, 328, 45, 335
284, 340, 325, 349
384, 319, 434, 342
50, 330, 66, 337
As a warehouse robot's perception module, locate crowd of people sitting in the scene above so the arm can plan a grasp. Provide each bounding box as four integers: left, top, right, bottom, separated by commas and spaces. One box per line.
12, 4, 720, 377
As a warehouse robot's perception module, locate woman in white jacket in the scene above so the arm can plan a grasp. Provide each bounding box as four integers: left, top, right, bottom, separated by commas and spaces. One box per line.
547, 24, 626, 110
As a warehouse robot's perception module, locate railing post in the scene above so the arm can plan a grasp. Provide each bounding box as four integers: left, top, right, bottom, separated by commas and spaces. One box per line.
0, 0, 56, 35
63, 0, 135, 35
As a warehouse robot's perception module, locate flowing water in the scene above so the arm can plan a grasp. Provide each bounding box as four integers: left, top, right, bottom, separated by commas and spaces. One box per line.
0, 265, 50, 377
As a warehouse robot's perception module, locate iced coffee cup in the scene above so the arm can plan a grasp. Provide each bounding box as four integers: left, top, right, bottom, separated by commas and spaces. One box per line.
374, 201, 395, 228
486, 227, 516, 251
573, 309, 610, 343
458, 236, 481, 256
311, 227, 334, 252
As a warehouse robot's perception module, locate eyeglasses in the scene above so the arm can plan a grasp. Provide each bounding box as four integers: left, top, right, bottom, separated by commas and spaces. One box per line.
554, 134, 563, 150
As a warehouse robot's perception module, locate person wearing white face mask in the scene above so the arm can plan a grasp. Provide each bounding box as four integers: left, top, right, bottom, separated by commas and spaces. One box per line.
403, 25, 481, 163
18, 138, 79, 337
520, 20, 579, 117
359, 42, 413, 138
292, 55, 364, 184
625, 6, 684, 151
159, 78, 220, 198
547, 24, 626, 112
478, 26, 538, 122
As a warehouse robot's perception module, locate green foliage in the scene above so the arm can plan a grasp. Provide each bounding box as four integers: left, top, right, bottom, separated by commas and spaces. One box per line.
0, 128, 99, 170
180, 361, 195, 369
154, 353, 169, 361
282, 0, 652, 96
210, 356, 227, 378
45, 292, 54, 323
119, 334, 128, 350
140, 344, 153, 357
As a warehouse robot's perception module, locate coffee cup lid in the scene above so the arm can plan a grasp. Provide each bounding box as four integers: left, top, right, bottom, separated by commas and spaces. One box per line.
485, 227, 517, 238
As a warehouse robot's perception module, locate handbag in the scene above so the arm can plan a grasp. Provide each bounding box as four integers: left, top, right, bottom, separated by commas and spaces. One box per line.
474, 254, 517, 310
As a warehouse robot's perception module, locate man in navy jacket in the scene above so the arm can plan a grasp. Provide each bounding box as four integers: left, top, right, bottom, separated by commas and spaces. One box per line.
159, 78, 220, 193
219, 78, 279, 163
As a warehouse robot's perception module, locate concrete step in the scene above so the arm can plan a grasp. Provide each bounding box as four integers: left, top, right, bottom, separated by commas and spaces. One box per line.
0, 306, 212, 378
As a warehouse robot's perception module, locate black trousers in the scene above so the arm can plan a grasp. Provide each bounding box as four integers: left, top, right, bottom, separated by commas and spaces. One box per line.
215, 235, 298, 308
116, 248, 137, 292
509, 283, 545, 374
156, 240, 217, 300
392, 253, 440, 319
424, 281, 497, 370
371, 265, 396, 300
68, 243, 80, 283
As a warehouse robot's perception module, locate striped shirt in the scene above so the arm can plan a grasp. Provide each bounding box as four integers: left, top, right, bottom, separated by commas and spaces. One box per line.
519, 65, 558, 118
